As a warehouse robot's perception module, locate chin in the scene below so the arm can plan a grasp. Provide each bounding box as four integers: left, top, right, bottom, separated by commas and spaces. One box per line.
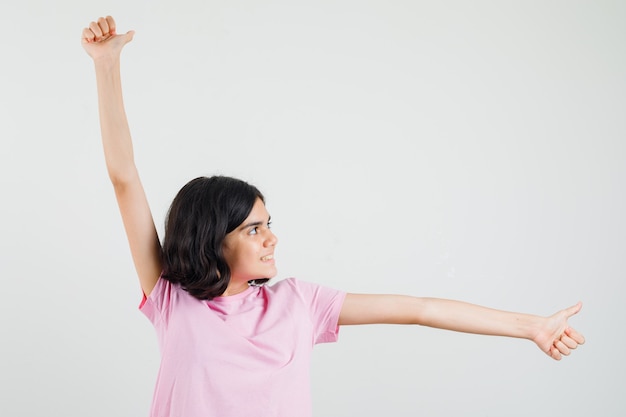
264, 266, 278, 278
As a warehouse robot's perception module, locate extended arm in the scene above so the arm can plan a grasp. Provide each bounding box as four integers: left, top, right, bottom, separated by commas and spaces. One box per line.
82, 17, 162, 296
339, 293, 585, 360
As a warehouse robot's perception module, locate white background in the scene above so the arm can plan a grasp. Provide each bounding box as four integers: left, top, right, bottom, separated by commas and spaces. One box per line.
1, 1, 624, 416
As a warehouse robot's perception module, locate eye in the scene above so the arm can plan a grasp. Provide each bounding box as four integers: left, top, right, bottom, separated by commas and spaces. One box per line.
267, 221, 272, 229
248, 227, 259, 235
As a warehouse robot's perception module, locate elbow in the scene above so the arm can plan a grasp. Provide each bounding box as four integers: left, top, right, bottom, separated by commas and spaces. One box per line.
107, 166, 139, 188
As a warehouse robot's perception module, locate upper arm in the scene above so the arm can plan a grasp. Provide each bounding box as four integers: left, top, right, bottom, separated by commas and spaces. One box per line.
113, 171, 162, 297
339, 293, 426, 325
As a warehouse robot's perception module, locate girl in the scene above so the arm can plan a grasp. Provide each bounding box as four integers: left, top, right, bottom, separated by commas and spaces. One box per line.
82, 16, 585, 417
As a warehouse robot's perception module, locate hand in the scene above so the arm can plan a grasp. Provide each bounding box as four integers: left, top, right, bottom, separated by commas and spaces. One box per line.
81, 16, 134, 61
533, 302, 585, 360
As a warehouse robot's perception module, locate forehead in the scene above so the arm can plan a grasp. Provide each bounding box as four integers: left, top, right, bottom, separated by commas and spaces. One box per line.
251, 197, 268, 214
241, 198, 270, 223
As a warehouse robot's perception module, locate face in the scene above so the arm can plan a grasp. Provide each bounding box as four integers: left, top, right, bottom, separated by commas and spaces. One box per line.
222, 198, 278, 291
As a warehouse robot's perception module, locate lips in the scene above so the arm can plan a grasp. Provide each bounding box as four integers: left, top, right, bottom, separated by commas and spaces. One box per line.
260, 254, 274, 262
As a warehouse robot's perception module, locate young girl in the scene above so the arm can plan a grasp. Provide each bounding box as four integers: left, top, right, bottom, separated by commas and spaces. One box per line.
82, 16, 585, 417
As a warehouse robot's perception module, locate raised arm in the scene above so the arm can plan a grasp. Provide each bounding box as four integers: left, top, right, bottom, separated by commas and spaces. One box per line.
82, 16, 162, 296
339, 294, 585, 360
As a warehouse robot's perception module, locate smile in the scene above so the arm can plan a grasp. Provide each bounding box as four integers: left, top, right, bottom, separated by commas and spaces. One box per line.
260, 255, 274, 261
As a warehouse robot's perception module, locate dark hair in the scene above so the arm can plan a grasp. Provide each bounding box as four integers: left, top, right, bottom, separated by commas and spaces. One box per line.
161, 176, 265, 300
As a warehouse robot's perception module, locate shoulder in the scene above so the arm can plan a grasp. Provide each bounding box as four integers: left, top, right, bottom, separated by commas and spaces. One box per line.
265, 277, 321, 295
265, 278, 345, 305
262, 277, 298, 297
140, 276, 195, 315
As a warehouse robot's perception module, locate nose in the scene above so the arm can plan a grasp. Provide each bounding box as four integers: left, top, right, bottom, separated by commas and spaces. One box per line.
263, 228, 278, 247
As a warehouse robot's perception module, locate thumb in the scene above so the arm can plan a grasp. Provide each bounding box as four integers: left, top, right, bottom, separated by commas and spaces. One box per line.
564, 301, 583, 318
123, 30, 135, 43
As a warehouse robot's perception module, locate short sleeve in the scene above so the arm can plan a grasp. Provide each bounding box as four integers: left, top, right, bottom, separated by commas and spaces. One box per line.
288, 279, 346, 344
139, 276, 173, 328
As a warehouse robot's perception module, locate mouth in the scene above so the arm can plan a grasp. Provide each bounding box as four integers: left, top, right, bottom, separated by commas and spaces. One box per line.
260, 254, 274, 262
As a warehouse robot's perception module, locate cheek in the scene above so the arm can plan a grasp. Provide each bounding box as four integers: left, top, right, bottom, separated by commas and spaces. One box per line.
223, 243, 252, 268
222, 244, 237, 268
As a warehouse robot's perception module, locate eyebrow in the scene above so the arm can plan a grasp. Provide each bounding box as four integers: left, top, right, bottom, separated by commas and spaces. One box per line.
240, 215, 271, 230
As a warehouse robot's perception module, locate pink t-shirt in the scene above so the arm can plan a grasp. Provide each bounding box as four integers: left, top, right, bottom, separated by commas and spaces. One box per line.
140, 277, 346, 417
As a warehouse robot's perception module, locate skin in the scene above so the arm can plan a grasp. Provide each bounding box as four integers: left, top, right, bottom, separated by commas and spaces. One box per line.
83, 16, 585, 361
222, 198, 278, 296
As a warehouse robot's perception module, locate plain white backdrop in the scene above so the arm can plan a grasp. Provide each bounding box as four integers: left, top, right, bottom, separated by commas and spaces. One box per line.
1, 1, 624, 416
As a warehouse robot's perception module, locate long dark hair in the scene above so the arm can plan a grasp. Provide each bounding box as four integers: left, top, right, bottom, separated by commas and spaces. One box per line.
161, 176, 264, 300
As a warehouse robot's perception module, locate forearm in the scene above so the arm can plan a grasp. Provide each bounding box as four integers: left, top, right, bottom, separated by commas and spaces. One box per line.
340, 294, 543, 341
412, 297, 542, 340
94, 56, 137, 185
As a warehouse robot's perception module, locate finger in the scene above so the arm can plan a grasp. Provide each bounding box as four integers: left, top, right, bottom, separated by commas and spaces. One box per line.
554, 340, 571, 356
565, 301, 583, 318
550, 346, 562, 361
565, 327, 586, 345
97, 16, 110, 38
124, 30, 135, 44
88, 21, 103, 39
81, 27, 96, 43
559, 334, 578, 350
106, 16, 117, 35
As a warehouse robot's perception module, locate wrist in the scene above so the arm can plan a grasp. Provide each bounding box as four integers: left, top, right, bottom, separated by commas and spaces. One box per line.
522, 314, 545, 341
93, 54, 121, 71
